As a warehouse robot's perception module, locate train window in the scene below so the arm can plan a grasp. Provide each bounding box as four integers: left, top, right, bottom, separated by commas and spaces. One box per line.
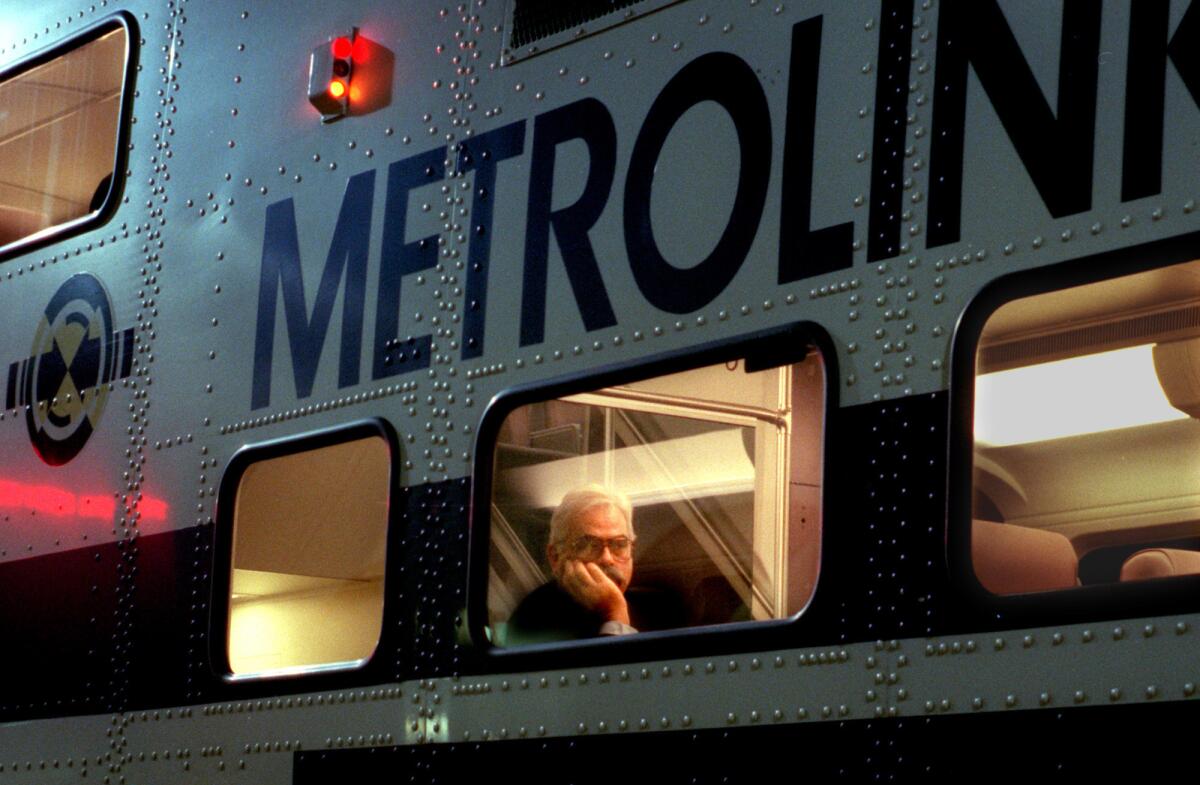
0, 21, 129, 256
486, 349, 825, 646
225, 435, 390, 677
972, 258, 1200, 594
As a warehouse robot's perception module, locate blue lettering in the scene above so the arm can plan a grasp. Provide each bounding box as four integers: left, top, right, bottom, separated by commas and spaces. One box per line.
521, 98, 618, 347
251, 169, 375, 410
456, 121, 527, 359
372, 148, 445, 380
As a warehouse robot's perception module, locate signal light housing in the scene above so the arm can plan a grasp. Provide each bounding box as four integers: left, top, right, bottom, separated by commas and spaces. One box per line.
308, 29, 357, 122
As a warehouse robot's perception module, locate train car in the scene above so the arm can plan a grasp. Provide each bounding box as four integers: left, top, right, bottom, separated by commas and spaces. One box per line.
1, 0, 1198, 780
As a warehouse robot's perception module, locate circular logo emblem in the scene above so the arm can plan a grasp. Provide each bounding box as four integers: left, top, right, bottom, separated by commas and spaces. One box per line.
24, 273, 117, 466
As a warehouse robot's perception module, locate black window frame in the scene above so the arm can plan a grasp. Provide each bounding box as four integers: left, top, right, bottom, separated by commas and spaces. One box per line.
466, 321, 842, 670
209, 419, 401, 684
948, 232, 1200, 626
0, 12, 138, 263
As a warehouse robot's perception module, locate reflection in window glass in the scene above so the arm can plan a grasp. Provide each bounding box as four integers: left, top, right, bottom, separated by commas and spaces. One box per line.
488, 351, 825, 645
973, 258, 1200, 594
0, 26, 126, 253
228, 436, 389, 676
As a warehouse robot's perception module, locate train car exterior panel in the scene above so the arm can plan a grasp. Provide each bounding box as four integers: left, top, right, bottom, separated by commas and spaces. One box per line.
2, 0, 1199, 782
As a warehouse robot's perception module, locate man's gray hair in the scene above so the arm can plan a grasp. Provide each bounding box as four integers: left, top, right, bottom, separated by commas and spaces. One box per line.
548, 485, 634, 548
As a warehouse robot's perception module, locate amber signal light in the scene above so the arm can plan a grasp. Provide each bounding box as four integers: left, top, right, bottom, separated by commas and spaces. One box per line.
308, 30, 357, 122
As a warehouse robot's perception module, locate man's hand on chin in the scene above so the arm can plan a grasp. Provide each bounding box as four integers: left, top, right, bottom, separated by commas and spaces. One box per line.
560, 559, 630, 625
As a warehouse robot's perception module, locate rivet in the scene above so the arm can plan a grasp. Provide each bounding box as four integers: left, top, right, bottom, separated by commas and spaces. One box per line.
1110, 688, 1122, 701
1039, 692, 1051, 706
1177, 622, 1189, 635
1073, 690, 1086, 704
1142, 624, 1155, 638
1184, 683, 1196, 697
993, 637, 1004, 651
1052, 633, 1063, 646
1005, 694, 1017, 708
1113, 626, 1125, 640
1146, 685, 1159, 699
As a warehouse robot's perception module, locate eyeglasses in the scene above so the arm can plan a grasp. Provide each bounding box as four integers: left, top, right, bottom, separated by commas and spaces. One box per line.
567, 535, 635, 561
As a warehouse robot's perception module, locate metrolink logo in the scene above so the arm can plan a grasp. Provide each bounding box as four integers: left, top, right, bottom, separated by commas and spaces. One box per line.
5, 273, 135, 466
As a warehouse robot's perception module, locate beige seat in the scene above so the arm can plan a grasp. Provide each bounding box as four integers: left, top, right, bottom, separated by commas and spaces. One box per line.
1119, 548, 1200, 581
972, 519, 1078, 594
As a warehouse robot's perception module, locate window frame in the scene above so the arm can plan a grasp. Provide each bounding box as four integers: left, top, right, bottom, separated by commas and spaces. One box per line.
0, 12, 138, 263
210, 419, 399, 683
949, 235, 1200, 624
466, 321, 839, 666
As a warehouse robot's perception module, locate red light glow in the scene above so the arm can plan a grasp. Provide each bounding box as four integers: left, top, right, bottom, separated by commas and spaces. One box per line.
0, 478, 167, 522
328, 79, 347, 99
331, 37, 353, 59
351, 37, 370, 63
140, 496, 168, 522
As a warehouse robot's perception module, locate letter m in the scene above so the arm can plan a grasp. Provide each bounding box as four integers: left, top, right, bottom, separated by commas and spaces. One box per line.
252, 170, 375, 410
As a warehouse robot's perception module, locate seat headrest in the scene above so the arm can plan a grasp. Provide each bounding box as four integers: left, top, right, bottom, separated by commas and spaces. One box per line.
972, 519, 1078, 594
1119, 548, 1200, 581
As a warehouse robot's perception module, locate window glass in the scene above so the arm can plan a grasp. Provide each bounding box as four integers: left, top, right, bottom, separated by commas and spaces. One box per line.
0, 25, 126, 253
488, 350, 825, 646
972, 258, 1200, 593
227, 436, 389, 676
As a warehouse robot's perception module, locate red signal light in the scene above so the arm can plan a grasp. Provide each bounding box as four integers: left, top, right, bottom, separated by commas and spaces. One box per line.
331, 36, 353, 59
309, 29, 358, 122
